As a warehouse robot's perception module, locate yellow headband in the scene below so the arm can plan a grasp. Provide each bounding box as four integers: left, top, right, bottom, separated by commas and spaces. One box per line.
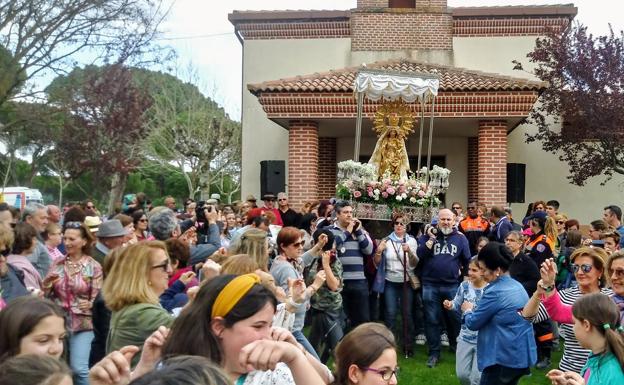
211, 273, 261, 318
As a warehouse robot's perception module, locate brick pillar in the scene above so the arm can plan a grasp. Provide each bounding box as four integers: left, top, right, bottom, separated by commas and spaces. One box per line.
318, 138, 337, 200
467, 137, 478, 203
477, 120, 507, 208
288, 120, 319, 210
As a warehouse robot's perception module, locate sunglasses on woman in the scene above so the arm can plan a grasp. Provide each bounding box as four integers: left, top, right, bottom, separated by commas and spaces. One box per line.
572, 263, 593, 274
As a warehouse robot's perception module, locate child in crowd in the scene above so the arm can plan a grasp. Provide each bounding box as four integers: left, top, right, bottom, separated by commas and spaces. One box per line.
444, 257, 487, 385
547, 293, 624, 385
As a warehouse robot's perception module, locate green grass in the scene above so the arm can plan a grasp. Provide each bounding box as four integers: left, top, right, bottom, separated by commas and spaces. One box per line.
393, 344, 563, 385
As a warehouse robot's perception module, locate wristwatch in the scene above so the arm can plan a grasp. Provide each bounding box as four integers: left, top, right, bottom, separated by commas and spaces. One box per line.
539, 283, 554, 293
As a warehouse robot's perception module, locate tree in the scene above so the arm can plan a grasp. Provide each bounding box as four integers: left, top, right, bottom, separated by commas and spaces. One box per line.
515, 23, 624, 185
46, 64, 153, 214
140, 69, 241, 199
0, 0, 168, 106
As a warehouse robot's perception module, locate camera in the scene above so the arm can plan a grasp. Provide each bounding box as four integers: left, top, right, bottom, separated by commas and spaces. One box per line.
195, 201, 207, 224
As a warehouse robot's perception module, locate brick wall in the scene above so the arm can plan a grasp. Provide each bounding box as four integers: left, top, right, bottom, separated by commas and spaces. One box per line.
288, 120, 319, 210
318, 137, 337, 200
477, 120, 507, 208
358, 0, 388, 8
351, 10, 453, 51
467, 137, 478, 204
237, 20, 350, 39
454, 17, 570, 37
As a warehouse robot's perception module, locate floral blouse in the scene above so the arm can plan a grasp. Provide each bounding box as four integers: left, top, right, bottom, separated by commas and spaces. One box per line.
45, 255, 103, 332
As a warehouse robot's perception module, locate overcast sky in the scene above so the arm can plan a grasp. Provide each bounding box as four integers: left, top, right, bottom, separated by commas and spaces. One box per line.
161, 0, 624, 119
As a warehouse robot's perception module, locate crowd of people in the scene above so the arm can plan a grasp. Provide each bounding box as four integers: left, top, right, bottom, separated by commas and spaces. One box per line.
0, 193, 622, 385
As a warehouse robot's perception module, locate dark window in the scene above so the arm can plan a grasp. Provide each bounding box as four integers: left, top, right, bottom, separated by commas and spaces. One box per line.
389, 0, 416, 8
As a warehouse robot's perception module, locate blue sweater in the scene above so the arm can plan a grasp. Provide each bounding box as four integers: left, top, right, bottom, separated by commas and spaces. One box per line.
464, 275, 537, 371
417, 229, 471, 285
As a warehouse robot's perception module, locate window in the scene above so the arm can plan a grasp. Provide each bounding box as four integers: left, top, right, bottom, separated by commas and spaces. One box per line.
389, 0, 416, 8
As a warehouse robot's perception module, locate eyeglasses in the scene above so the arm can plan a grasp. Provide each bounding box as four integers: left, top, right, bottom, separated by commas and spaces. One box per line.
557, 221, 566, 225
278, 198, 287, 201
151, 261, 171, 272
452, 206, 462, 210
65, 221, 82, 229
467, 206, 477, 210
572, 263, 593, 274
611, 268, 624, 279
394, 222, 406, 226
291, 241, 305, 248
0, 248, 10, 257
359, 366, 400, 381
139, 219, 148, 223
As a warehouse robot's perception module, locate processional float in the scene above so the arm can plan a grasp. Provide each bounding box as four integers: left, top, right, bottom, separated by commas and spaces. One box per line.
336, 68, 450, 223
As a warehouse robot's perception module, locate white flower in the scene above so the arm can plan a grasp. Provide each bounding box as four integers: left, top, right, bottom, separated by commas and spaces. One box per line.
373, 189, 380, 195
374, 195, 379, 201
401, 193, 407, 199
410, 197, 417, 203
396, 196, 403, 202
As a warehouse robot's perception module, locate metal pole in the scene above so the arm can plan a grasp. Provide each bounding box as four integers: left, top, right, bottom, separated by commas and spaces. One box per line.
354, 92, 364, 161
425, 96, 436, 188
416, 98, 425, 178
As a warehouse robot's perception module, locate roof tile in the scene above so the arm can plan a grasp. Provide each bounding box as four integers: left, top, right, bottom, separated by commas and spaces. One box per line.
248, 59, 547, 94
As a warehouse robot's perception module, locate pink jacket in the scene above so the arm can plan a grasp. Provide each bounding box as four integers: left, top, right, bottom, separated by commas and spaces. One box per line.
541, 288, 573, 324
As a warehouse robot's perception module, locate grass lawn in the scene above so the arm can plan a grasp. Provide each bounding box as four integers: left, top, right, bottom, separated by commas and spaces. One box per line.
391, 344, 563, 385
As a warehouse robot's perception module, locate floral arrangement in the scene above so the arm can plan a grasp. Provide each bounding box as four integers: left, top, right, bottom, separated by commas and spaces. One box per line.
336, 161, 449, 208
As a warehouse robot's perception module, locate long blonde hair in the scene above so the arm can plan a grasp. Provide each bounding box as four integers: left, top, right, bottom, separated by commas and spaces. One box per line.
544, 216, 558, 245
102, 241, 168, 311
228, 228, 268, 271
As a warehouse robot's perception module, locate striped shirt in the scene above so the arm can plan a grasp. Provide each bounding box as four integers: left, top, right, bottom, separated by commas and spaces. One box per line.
331, 225, 373, 281
532, 286, 613, 373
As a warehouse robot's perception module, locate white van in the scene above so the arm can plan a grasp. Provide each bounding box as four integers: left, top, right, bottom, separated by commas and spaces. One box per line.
0, 187, 44, 210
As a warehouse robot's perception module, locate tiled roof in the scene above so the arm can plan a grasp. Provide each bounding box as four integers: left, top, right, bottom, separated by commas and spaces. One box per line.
248, 59, 547, 94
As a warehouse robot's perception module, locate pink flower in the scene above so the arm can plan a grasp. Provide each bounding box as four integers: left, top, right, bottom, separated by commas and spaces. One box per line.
368, 190, 374, 197
382, 178, 392, 185
386, 187, 396, 195
382, 192, 389, 198
353, 190, 362, 198
417, 190, 426, 197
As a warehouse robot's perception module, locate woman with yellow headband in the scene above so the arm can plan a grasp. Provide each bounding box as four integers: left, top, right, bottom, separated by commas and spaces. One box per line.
162, 274, 330, 385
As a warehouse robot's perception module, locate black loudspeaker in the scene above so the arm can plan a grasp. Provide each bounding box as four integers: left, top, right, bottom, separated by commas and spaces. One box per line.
507, 163, 526, 203
260, 160, 285, 197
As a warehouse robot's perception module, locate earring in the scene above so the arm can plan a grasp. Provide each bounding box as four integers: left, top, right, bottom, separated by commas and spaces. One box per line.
148, 281, 152, 286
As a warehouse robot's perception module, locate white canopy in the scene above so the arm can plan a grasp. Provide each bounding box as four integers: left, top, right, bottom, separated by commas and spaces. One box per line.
354, 69, 439, 102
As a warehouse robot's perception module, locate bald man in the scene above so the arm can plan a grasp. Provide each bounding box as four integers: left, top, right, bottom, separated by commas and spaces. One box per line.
47, 205, 61, 224
417, 208, 471, 367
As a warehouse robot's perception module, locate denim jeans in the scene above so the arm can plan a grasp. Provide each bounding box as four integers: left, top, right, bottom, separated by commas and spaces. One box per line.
479, 364, 530, 385
341, 279, 370, 329
422, 283, 461, 357
292, 329, 320, 361
383, 281, 414, 349
456, 339, 481, 385
70, 330, 94, 385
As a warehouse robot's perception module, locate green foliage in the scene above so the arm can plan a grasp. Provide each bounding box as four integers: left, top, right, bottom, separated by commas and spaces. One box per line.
0, 45, 25, 100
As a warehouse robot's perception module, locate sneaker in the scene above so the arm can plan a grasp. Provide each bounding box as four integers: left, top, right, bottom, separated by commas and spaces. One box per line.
415, 334, 426, 346
536, 357, 551, 369
426, 355, 439, 368
440, 333, 450, 347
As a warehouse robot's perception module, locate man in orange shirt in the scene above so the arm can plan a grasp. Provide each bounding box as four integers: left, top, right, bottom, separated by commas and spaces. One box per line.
459, 202, 490, 256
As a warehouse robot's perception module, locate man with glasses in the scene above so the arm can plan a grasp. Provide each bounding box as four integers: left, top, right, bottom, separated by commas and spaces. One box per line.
459, 202, 491, 255
276, 192, 300, 227
260, 193, 283, 226
451, 202, 464, 223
